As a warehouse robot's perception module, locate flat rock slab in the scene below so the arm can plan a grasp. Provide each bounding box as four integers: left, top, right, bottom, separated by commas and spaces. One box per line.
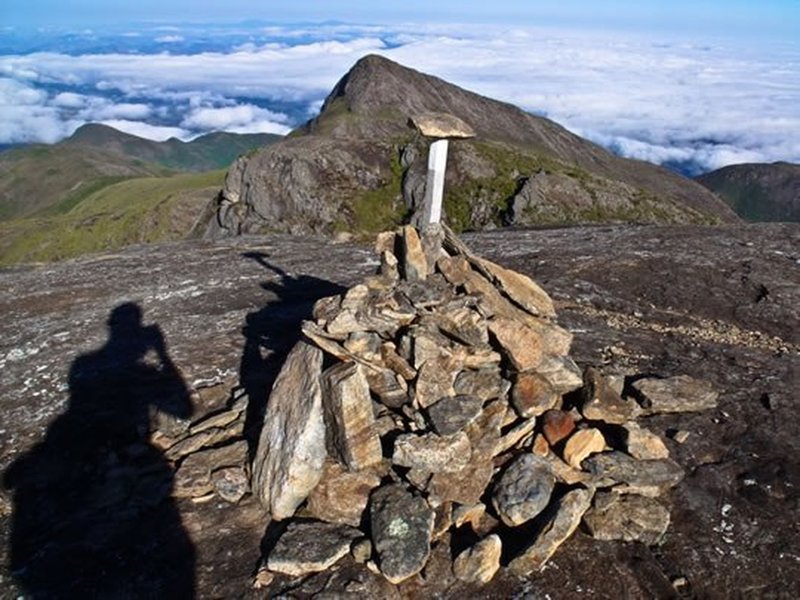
492, 453, 555, 526
267, 521, 361, 576
583, 492, 671, 546
392, 431, 471, 473
426, 395, 483, 436
509, 487, 594, 574
633, 375, 719, 414
252, 341, 326, 519
583, 451, 684, 495
321, 362, 382, 470
370, 484, 435, 584
453, 534, 502, 584
306, 460, 383, 526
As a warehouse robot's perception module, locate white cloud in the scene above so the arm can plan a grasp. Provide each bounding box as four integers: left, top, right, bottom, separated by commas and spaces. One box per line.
0, 24, 798, 172
155, 35, 184, 43
96, 119, 190, 141
181, 105, 291, 134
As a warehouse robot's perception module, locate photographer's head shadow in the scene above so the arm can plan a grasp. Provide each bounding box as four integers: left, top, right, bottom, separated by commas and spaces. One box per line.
239, 251, 346, 455
3, 302, 196, 598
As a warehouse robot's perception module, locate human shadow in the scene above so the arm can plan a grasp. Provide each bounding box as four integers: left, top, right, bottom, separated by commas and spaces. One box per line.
3, 303, 196, 598
239, 251, 346, 457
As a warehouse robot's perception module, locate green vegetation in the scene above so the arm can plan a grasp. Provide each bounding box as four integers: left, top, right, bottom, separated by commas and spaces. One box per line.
0, 170, 225, 266
345, 150, 408, 234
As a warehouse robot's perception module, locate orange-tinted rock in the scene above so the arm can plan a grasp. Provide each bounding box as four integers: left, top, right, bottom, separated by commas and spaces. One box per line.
542, 410, 576, 446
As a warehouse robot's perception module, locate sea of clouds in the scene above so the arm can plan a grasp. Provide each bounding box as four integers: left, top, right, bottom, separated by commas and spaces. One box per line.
1, 22, 798, 174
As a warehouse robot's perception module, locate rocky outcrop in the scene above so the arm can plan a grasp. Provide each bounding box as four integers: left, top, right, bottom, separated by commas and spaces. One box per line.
207, 55, 737, 238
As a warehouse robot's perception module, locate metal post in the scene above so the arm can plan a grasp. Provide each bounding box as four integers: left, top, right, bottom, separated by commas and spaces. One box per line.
423, 138, 449, 224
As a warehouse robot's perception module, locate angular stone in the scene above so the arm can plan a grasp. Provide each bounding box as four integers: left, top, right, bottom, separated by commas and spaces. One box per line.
411, 328, 453, 369
211, 466, 249, 503
581, 367, 639, 424
365, 367, 409, 409
453, 503, 487, 529
392, 432, 471, 473
436, 307, 489, 346
432, 501, 453, 540
454, 366, 509, 401
427, 458, 494, 507
467, 400, 507, 454
533, 434, 550, 457
322, 362, 382, 471
426, 395, 484, 436
492, 454, 555, 526
351, 537, 373, 563
381, 342, 417, 380
511, 372, 559, 418
165, 426, 240, 461
488, 318, 543, 371
326, 309, 364, 338
419, 222, 446, 274
379, 249, 400, 281
312, 294, 342, 322
583, 492, 671, 545
509, 487, 593, 574
252, 341, 326, 519
301, 321, 354, 362
494, 418, 537, 456
437, 255, 473, 287
624, 422, 670, 460
582, 452, 685, 494
344, 331, 382, 362
374, 230, 397, 255
471, 257, 556, 318
633, 375, 719, 414
341, 283, 370, 311
401, 225, 428, 282
542, 410, 576, 446
267, 521, 361, 576
370, 484, 435, 584
410, 112, 476, 139
538, 355, 584, 394
453, 534, 502, 584
523, 318, 573, 357
306, 460, 383, 526
563, 428, 606, 469
174, 440, 248, 498
414, 356, 460, 408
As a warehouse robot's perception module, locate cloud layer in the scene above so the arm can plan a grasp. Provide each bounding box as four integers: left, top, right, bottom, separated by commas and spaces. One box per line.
0, 23, 798, 173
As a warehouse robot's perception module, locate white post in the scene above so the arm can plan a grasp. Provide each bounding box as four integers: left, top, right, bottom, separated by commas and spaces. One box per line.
423, 138, 449, 224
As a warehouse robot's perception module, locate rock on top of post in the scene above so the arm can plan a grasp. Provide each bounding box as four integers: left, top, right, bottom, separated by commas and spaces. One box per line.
409, 112, 476, 139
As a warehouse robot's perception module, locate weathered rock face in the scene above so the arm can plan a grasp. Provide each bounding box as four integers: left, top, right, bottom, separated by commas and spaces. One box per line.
207, 55, 736, 238
251, 341, 326, 520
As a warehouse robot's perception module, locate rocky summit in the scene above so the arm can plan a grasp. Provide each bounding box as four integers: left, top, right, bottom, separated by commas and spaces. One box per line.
249, 224, 724, 585
0, 221, 798, 597
208, 55, 737, 238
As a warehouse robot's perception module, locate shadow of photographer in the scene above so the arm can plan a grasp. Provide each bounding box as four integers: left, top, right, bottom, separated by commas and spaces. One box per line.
4, 302, 196, 598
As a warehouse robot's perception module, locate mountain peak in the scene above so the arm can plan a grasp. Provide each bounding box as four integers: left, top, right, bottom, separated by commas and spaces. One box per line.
66, 122, 142, 145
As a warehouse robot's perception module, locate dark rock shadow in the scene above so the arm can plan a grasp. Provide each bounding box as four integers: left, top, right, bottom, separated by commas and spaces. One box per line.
3, 303, 196, 598
239, 251, 346, 458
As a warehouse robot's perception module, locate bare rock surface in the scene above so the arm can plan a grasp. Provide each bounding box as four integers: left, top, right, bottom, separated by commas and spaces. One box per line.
1, 223, 798, 598
369, 484, 434, 584
583, 492, 671, 545
452, 534, 502, 584
633, 374, 720, 414
251, 340, 326, 519
267, 521, 361, 576
492, 453, 556, 526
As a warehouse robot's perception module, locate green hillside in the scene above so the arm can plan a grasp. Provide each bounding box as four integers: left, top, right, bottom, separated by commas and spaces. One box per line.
0, 170, 224, 266
0, 124, 279, 222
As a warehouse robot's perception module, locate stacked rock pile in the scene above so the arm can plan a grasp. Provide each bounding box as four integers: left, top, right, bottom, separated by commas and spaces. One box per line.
252, 225, 719, 585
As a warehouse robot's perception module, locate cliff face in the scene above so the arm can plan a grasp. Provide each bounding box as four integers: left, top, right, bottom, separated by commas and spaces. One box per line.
208, 55, 738, 237
697, 161, 800, 222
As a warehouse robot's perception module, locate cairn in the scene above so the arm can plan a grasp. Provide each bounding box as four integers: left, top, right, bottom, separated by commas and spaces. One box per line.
250, 224, 719, 585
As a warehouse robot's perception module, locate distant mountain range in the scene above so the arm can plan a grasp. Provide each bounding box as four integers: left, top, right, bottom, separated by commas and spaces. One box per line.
696, 162, 800, 222
208, 54, 738, 238
0, 124, 279, 221
0, 125, 279, 265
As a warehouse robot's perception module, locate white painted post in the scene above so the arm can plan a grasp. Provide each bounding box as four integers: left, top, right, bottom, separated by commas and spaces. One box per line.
423, 138, 449, 224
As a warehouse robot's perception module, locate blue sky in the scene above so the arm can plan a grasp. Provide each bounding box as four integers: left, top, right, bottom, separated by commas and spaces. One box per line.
3, 0, 799, 38
1, 2, 799, 172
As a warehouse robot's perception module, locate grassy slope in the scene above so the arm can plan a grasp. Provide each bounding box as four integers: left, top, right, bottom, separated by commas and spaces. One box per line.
0, 170, 224, 266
